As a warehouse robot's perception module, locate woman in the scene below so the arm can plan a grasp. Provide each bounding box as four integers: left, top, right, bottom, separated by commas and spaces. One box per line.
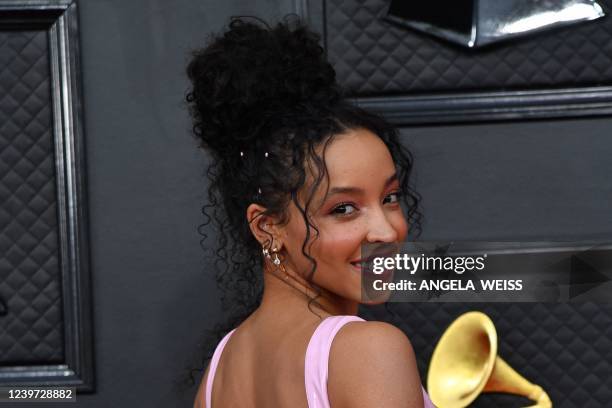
186, 16, 435, 408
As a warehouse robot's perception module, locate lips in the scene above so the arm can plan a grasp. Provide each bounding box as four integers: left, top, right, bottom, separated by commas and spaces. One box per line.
350, 251, 397, 271
350, 256, 377, 270
350, 259, 372, 271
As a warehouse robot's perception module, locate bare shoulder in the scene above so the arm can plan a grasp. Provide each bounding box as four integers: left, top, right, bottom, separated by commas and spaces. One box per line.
193, 364, 210, 408
331, 320, 416, 355
328, 321, 424, 408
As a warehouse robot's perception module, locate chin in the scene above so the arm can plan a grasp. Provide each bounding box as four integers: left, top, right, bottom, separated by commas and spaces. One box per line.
359, 289, 393, 304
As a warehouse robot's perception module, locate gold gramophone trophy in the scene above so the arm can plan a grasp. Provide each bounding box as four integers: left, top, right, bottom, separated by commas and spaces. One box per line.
427, 311, 552, 408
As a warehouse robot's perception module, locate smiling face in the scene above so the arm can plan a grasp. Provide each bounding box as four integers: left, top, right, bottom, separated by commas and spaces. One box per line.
276, 127, 409, 304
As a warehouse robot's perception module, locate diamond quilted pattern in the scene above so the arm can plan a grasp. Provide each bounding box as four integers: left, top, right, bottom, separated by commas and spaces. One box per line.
0, 30, 64, 364
326, 0, 612, 95
363, 302, 612, 407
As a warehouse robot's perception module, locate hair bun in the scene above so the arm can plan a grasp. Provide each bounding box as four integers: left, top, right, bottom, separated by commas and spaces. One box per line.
186, 16, 342, 158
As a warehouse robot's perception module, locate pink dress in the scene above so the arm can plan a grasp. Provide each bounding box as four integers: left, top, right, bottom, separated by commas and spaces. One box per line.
205, 315, 436, 408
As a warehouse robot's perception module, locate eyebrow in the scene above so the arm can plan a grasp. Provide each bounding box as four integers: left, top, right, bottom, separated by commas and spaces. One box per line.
326, 173, 399, 197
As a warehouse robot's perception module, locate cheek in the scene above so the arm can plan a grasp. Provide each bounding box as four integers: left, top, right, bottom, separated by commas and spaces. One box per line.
316, 225, 363, 260
306, 225, 363, 289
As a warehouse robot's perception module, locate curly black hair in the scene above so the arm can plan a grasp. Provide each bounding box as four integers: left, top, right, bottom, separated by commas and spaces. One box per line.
184, 15, 421, 383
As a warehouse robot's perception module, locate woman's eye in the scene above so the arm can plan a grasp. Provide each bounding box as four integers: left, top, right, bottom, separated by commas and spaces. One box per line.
331, 203, 357, 216
384, 191, 401, 204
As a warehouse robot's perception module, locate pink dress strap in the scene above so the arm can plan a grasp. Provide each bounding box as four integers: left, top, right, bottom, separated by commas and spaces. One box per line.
205, 328, 236, 408
304, 315, 436, 408
304, 315, 365, 408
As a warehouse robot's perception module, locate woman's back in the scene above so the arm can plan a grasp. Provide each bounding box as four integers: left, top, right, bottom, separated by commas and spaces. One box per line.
199, 314, 348, 407
197, 314, 434, 408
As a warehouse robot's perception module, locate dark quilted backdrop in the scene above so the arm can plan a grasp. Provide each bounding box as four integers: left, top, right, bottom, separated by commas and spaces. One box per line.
326, 0, 612, 95
0, 30, 64, 364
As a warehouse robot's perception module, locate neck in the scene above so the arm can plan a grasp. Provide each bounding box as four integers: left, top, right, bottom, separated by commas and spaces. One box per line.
257, 263, 359, 319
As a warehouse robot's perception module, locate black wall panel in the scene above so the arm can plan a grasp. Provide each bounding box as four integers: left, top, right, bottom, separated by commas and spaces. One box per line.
1, 30, 63, 365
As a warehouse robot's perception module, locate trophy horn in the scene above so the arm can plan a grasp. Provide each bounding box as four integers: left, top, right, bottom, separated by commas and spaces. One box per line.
427, 311, 552, 408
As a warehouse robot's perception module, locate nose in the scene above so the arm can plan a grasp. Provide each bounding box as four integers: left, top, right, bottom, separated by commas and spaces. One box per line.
365, 208, 399, 243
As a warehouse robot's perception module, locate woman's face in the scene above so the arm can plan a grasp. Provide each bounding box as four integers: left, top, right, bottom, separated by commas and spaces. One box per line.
278, 127, 409, 304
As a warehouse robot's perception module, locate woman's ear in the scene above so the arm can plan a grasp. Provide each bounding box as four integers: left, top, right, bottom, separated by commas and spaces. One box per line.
246, 203, 283, 250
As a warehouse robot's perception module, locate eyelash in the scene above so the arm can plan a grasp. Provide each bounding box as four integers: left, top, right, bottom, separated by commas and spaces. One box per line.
330, 191, 403, 217
384, 190, 403, 204
330, 202, 356, 216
